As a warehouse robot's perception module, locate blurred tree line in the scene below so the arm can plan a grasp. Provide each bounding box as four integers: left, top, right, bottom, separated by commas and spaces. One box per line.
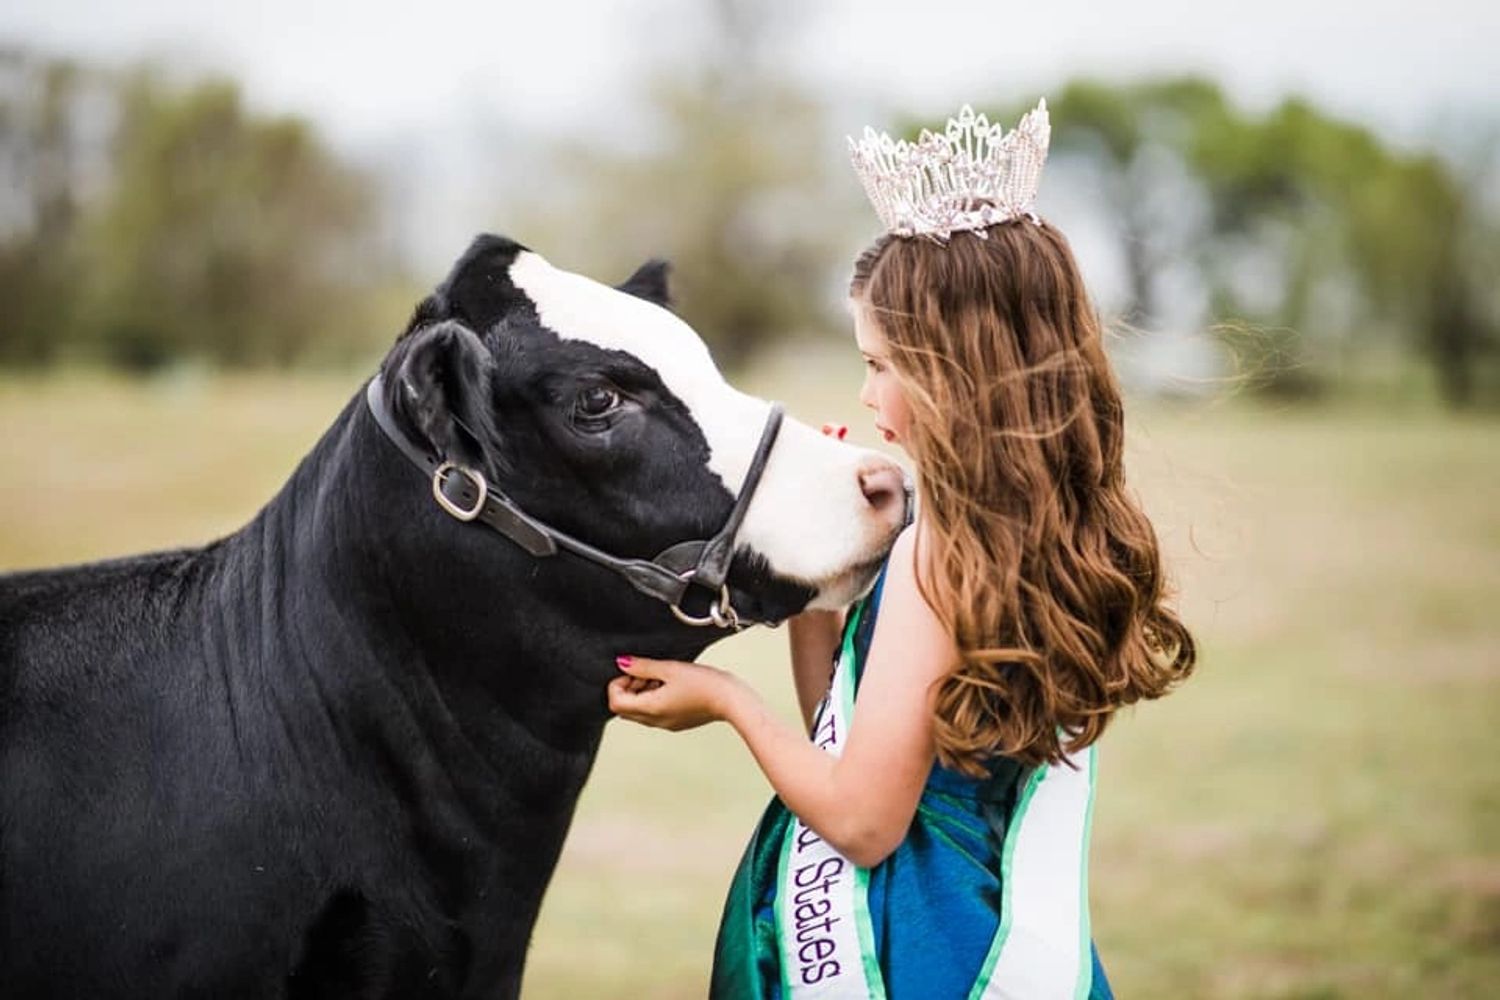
0, 47, 397, 371
984, 80, 1500, 406
3, 22, 1497, 408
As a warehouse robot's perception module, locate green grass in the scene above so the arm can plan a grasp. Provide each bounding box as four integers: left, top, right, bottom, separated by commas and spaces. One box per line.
1, 365, 1496, 998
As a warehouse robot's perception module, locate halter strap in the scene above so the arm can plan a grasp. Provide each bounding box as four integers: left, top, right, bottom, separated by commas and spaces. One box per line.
364, 373, 785, 628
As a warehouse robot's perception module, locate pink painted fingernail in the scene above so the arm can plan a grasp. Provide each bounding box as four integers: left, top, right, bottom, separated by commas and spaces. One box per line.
615, 656, 633, 671
836, 425, 848, 440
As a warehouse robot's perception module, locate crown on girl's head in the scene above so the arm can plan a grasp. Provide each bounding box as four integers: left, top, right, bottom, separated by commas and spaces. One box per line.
847, 100, 1051, 242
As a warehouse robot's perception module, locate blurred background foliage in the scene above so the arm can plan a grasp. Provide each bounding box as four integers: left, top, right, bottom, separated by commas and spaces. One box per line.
990, 79, 1500, 406
1, 47, 399, 372
3, 2, 1497, 403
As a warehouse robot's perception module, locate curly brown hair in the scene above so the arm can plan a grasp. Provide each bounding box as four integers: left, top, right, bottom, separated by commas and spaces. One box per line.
850, 220, 1197, 773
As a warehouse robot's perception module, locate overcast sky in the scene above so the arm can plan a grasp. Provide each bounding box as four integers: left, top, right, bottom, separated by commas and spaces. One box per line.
4, 0, 1491, 378
3, 0, 1494, 147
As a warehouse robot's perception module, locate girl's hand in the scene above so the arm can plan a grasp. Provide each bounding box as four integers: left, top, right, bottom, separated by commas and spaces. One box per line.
607, 656, 748, 732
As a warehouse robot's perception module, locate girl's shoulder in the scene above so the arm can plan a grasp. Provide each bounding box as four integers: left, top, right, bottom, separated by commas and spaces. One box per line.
850, 524, 918, 643
852, 523, 956, 685
870, 523, 936, 624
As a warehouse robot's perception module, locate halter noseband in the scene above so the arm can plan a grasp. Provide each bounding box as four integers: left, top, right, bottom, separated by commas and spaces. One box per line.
365, 374, 785, 630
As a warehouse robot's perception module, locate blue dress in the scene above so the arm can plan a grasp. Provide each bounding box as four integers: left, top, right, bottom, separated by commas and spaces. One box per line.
711, 564, 1114, 999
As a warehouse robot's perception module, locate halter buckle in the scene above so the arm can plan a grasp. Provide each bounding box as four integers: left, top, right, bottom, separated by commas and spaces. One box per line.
432, 462, 487, 522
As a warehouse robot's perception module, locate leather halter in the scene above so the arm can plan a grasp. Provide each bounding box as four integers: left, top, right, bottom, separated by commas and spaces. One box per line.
365, 374, 785, 629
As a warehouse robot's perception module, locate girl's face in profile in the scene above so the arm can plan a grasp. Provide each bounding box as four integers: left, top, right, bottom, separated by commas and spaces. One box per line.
852, 302, 912, 451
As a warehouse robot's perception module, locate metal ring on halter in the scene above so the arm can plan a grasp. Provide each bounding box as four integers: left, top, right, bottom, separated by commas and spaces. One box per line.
709, 591, 741, 631
431, 462, 487, 522
670, 582, 738, 629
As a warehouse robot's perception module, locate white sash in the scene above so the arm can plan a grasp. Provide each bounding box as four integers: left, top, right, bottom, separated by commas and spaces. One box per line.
971, 745, 1097, 1000
775, 619, 887, 999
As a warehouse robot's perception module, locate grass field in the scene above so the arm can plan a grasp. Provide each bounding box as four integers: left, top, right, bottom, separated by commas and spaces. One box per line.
1, 363, 1496, 998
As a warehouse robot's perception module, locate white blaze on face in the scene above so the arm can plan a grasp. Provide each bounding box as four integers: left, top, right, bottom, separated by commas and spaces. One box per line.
509, 251, 894, 598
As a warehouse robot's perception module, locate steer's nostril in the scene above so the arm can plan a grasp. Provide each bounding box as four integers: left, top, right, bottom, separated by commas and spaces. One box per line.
858, 464, 907, 521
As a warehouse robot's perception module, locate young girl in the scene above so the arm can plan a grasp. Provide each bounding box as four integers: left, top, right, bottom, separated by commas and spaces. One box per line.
609, 101, 1196, 999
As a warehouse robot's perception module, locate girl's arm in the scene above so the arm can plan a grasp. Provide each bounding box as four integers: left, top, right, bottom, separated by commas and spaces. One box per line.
610, 525, 957, 868
786, 609, 843, 731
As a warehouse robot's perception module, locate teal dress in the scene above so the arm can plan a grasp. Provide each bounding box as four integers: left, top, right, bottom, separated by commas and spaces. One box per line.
711, 564, 1114, 999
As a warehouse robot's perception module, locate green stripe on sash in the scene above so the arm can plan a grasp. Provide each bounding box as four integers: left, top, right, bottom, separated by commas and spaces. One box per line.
853, 865, 886, 999
841, 614, 887, 999
1073, 746, 1098, 1000
773, 824, 797, 999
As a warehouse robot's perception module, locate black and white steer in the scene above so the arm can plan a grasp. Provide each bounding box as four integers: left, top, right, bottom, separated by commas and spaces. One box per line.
0, 235, 907, 999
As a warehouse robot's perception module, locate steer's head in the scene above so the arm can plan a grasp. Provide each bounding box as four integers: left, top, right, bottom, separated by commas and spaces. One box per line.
378, 234, 906, 634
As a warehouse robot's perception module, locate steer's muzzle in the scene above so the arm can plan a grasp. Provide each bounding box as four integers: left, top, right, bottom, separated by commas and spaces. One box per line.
858, 459, 909, 526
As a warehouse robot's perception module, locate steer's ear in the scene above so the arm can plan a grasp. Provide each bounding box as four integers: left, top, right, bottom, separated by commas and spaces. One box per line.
393, 320, 497, 471
617, 259, 673, 309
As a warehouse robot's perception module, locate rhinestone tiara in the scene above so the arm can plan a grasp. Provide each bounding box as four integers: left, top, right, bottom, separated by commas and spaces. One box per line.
847, 100, 1051, 242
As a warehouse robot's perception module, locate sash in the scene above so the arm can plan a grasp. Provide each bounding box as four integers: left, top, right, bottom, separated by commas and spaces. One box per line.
971, 744, 1098, 1000
773, 605, 886, 999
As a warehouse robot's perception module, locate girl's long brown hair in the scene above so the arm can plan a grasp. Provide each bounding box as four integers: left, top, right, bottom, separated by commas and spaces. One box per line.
851, 221, 1196, 773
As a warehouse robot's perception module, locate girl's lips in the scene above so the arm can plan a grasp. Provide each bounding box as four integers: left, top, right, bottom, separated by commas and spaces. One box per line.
880, 427, 895, 442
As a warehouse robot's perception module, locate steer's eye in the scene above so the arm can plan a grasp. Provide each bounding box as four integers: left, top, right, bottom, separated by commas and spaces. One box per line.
574, 385, 622, 420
